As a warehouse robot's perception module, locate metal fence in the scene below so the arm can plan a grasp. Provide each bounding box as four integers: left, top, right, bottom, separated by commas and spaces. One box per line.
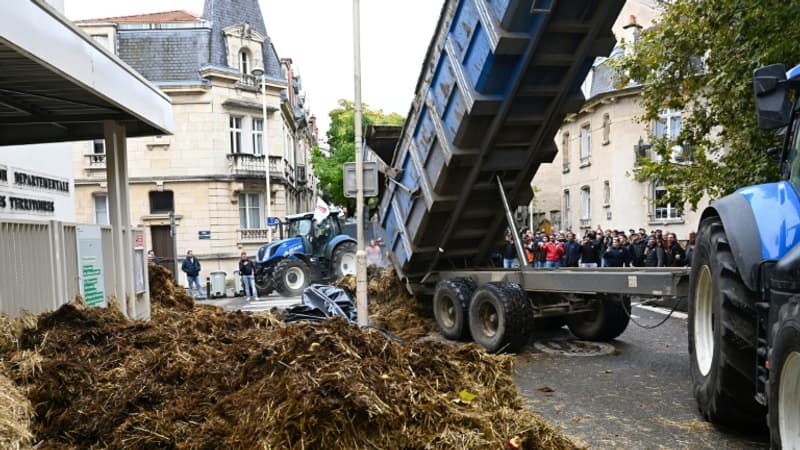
0, 220, 113, 317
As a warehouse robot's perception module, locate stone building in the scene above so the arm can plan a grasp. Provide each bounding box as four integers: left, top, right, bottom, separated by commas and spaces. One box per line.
71, 0, 319, 277
530, 4, 706, 240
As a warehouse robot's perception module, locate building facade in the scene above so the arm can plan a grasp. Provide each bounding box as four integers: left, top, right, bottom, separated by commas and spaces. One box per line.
530, 7, 707, 240
72, 1, 319, 278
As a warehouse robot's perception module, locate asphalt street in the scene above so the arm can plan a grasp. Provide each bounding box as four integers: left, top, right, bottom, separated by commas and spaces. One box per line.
514, 302, 769, 449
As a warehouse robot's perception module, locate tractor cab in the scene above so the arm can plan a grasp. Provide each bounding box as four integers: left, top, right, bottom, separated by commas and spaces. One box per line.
285, 209, 346, 257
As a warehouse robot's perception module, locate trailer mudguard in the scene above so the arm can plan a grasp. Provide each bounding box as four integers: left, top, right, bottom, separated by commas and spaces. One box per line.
325, 235, 357, 259
702, 181, 800, 291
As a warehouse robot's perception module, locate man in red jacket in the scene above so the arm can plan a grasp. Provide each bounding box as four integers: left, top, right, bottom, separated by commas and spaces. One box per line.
539, 235, 565, 268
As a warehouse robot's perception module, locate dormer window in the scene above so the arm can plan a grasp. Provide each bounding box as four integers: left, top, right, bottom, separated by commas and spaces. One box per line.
239, 49, 249, 75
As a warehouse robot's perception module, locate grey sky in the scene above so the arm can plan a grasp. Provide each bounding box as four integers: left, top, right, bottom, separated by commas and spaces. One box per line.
64, 0, 444, 141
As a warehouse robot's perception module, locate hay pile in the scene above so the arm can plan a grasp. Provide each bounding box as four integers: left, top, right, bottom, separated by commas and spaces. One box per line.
337, 268, 435, 340
0, 373, 33, 450
0, 265, 576, 449
148, 263, 194, 310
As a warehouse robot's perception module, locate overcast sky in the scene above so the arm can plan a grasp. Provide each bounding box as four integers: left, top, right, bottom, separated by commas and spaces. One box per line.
64, 0, 443, 141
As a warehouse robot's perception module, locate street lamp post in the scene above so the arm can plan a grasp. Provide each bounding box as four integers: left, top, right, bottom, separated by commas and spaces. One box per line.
252, 67, 272, 242
353, 0, 368, 327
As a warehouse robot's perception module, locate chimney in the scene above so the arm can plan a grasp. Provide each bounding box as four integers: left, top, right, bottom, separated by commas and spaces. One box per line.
622, 15, 642, 55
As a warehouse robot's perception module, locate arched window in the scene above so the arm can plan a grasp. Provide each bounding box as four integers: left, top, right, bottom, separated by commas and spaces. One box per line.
239, 49, 249, 74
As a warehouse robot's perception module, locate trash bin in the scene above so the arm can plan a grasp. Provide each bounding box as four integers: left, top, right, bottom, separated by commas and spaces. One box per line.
210, 271, 226, 298
233, 270, 244, 296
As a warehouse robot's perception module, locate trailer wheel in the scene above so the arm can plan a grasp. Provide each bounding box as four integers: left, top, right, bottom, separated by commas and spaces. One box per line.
254, 267, 272, 296
768, 297, 800, 449
274, 259, 311, 297
468, 282, 533, 353
688, 216, 764, 427
433, 278, 476, 340
331, 241, 357, 279
566, 294, 630, 341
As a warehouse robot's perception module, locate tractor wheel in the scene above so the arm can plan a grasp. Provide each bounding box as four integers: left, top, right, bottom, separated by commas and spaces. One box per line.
274, 259, 311, 297
433, 278, 476, 340
254, 267, 272, 296
331, 241, 357, 279
566, 294, 630, 341
688, 217, 765, 427
468, 282, 533, 353
768, 297, 800, 449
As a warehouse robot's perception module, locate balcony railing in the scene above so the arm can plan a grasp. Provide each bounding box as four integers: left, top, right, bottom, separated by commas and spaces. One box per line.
580, 218, 591, 228
238, 73, 259, 89
227, 153, 285, 179
238, 228, 272, 243
84, 153, 106, 170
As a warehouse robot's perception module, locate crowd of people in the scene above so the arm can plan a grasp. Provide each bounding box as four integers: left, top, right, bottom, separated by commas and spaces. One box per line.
500, 226, 697, 269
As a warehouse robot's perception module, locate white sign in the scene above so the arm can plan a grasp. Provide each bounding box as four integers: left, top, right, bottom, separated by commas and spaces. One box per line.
77, 225, 106, 307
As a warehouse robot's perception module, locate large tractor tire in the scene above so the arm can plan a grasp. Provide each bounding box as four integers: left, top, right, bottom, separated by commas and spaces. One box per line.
274, 258, 311, 297
433, 278, 476, 341
688, 217, 765, 427
254, 267, 272, 296
566, 294, 630, 341
768, 297, 800, 449
468, 282, 533, 353
331, 241, 357, 279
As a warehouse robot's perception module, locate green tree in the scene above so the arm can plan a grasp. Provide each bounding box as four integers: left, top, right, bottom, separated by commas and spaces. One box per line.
615, 1, 800, 209
312, 100, 404, 211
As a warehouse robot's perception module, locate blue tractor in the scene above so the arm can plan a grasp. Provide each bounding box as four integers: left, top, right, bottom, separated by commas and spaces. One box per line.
254, 208, 357, 296
688, 63, 800, 447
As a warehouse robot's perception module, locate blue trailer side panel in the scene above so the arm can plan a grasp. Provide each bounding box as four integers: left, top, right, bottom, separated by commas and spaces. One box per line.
380, 0, 624, 283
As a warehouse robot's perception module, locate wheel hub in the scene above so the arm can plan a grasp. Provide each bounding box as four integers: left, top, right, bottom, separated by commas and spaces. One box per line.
694, 264, 714, 376
779, 350, 800, 448
285, 267, 305, 290
479, 302, 499, 337
340, 253, 356, 275
438, 296, 456, 328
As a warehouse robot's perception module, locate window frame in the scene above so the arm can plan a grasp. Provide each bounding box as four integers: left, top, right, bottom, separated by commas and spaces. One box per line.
602, 113, 611, 145
652, 182, 682, 221
563, 190, 571, 230
229, 115, 243, 153
252, 118, 264, 156
149, 191, 174, 214
561, 131, 570, 172
580, 123, 591, 165
239, 49, 250, 75
93, 194, 108, 225
239, 192, 263, 229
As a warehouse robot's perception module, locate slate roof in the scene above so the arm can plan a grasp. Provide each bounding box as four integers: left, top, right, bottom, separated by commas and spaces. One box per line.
202, 0, 283, 79
78, 1, 285, 83
118, 28, 211, 82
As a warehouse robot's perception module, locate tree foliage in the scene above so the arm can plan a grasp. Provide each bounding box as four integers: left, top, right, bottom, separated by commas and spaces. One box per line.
615, 0, 800, 209
312, 100, 404, 211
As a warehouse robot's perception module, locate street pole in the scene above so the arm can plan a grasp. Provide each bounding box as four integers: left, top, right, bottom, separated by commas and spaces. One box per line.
353, 0, 368, 327
262, 74, 273, 242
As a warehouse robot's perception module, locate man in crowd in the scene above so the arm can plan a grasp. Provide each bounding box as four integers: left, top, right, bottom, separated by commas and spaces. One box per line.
502, 233, 518, 268
365, 239, 382, 267
579, 233, 601, 267
540, 235, 565, 268
181, 250, 206, 300
664, 232, 686, 267
643, 237, 665, 267
628, 233, 647, 267
238, 251, 259, 302
562, 231, 581, 267
603, 237, 630, 267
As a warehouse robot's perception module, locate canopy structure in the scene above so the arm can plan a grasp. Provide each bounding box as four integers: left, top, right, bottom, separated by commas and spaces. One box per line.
0, 0, 174, 319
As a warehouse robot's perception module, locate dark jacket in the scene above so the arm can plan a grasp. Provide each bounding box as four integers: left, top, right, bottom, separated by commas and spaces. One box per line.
502, 241, 517, 259
563, 239, 581, 267
665, 242, 686, 267
603, 246, 629, 267
579, 241, 600, 264
182, 256, 201, 277
643, 244, 665, 267
238, 258, 255, 276
629, 241, 647, 267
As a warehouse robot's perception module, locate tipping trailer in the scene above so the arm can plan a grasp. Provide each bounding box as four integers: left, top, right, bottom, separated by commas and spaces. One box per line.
366, 0, 690, 353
